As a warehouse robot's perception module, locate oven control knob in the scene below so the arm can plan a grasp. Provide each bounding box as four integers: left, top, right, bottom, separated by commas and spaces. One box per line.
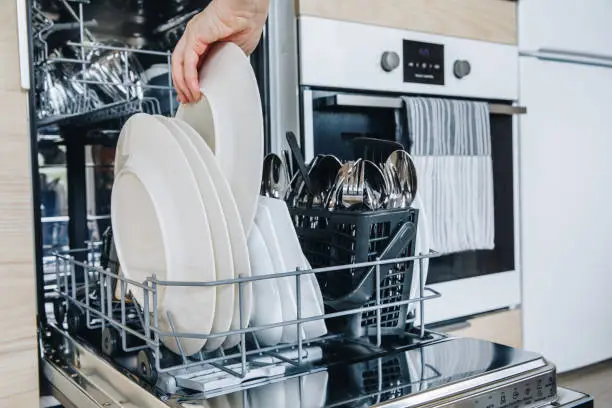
381, 51, 400, 72
453, 60, 471, 79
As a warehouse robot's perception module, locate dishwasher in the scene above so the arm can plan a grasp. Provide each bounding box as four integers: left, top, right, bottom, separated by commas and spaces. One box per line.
28, 1, 593, 407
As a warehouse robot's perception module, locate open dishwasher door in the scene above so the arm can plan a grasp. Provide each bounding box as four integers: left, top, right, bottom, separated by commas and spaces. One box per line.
43, 326, 594, 408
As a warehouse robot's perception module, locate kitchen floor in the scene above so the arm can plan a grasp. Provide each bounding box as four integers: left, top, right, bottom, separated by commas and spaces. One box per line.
559, 359, 612, 404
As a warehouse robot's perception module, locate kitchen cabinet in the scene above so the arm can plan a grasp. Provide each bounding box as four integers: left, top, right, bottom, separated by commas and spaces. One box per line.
519, 0, 612, 373
0, 0, 39, 406
519, 0, 612, 56
295, 0, 517, 44
520, 55, 612, 372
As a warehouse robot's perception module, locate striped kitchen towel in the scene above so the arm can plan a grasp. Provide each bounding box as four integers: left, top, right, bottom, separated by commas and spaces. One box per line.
402, 97, 494, 254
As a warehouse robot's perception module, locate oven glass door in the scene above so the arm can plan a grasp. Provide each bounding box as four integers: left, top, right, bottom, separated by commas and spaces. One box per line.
303, 89, 518, 321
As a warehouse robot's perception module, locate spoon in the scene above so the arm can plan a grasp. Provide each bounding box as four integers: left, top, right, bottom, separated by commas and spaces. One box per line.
261, 153, 289, 199
385, 150, 417, 208
363, 160, 386, 210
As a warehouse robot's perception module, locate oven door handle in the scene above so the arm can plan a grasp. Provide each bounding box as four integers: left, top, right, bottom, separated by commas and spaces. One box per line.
315, 94, 527, 115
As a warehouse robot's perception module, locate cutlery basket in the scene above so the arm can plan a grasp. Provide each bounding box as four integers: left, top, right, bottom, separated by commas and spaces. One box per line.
289, 206, 419, 338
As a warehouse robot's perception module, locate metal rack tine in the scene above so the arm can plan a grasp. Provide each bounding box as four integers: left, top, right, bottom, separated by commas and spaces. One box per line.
120, 280, 128, 351
295, 268, 303, 365
375, 258, 382, 347
419, 253, 425, 339
238, 277, 247, 377
142, 280, 150, 339
98, 265, 106, 330
265, 350, 300, 367
208, 361, 244, 379
166, 311, 189, 364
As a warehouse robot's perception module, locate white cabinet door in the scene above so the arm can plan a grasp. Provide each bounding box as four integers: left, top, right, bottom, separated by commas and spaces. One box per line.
520, 56, 612, 372
519, 0, 612, 55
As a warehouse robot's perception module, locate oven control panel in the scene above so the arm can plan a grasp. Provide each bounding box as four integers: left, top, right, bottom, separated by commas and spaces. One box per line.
402, 39, 444, 85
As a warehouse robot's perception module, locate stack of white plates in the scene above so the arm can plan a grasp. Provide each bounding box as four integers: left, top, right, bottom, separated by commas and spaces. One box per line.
111, 42, 263, 355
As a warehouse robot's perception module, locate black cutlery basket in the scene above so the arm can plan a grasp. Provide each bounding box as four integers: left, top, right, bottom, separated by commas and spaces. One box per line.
289, 206, 419, 338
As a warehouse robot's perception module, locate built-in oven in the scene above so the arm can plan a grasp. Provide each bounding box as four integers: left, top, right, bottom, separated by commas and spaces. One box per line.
268, 13, 527, 324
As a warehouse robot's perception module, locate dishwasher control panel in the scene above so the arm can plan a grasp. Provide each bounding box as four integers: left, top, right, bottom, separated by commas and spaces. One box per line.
438, 371, 557, 408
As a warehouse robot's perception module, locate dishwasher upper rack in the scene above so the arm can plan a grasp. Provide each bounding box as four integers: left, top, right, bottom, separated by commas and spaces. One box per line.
50, 247, 442, 397
33, 0, 177, 129
37, 42, 176, 129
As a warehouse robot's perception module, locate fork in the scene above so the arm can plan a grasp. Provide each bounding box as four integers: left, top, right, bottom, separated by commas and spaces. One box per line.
342, 159, 365, 209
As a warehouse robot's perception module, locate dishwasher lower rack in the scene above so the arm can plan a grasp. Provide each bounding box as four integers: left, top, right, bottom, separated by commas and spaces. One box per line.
45, 247, 442, 398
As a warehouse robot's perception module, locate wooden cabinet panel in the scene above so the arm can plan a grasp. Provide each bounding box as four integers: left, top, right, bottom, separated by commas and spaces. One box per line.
0, 0, 39, 405
296, 0, 517, 44
445, 309, 522, 348
0, 0, 21, 91
0, 348, 39, 408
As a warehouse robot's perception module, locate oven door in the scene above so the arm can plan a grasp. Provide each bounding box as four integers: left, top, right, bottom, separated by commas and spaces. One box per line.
300, 89, 522, 324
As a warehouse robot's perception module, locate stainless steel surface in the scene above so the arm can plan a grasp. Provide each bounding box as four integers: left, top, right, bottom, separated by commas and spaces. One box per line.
302, 89, 316, 161
261, 153, 289, 199
316, 93, 528, 115
287, 131, 315, 196
554, 388, 594, 407
342, 159, 365, 209
80, 43, 146, 102
385, 150, 417, 209
309, 154, 342, 207
267, 0, 301, 155
43, 328, 592, 407
326, 160, 352, 210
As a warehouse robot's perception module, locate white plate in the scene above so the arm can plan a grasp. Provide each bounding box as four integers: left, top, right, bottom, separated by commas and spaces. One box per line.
112, 113, 215, 356
176, 42, 263, 235
170, 118, 253, 351
226, 391, 245, 408
248, 381, 285, 408
156, 116, 234, 351
247, 225, 284, 346
254, 203, 305, 344
208, 395, 231, 408
300, 371, 329, 408
259, 196, 327, 340
284, 378, 301, 408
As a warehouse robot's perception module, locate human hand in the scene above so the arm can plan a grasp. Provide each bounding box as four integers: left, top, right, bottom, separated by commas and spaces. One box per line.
172, 0, 269, 103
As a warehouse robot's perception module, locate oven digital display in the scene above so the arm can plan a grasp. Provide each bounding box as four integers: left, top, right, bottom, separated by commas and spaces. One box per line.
403, 39, 444, 85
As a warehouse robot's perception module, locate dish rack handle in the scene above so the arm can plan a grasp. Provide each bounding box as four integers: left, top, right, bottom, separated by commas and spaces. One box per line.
324, 219, 417, 311
372, 221, 417, 265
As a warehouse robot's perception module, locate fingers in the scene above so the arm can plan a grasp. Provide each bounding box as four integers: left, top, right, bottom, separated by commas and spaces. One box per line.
172, 36, 206, 103
184, 47, 204, 102
171, 37, 188, 104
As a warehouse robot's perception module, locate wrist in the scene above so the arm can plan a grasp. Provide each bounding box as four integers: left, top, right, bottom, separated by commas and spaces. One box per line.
211, 0, 269, 25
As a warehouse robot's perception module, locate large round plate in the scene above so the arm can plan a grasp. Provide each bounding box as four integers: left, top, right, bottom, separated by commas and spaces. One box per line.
247, 224, 283, 346
156, 116, 234, 351
254, 203, 305, 344
112, 113, 216, 356
259, 196, 327, 340
176, 42, 263, 235
171, 118, 252, 350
